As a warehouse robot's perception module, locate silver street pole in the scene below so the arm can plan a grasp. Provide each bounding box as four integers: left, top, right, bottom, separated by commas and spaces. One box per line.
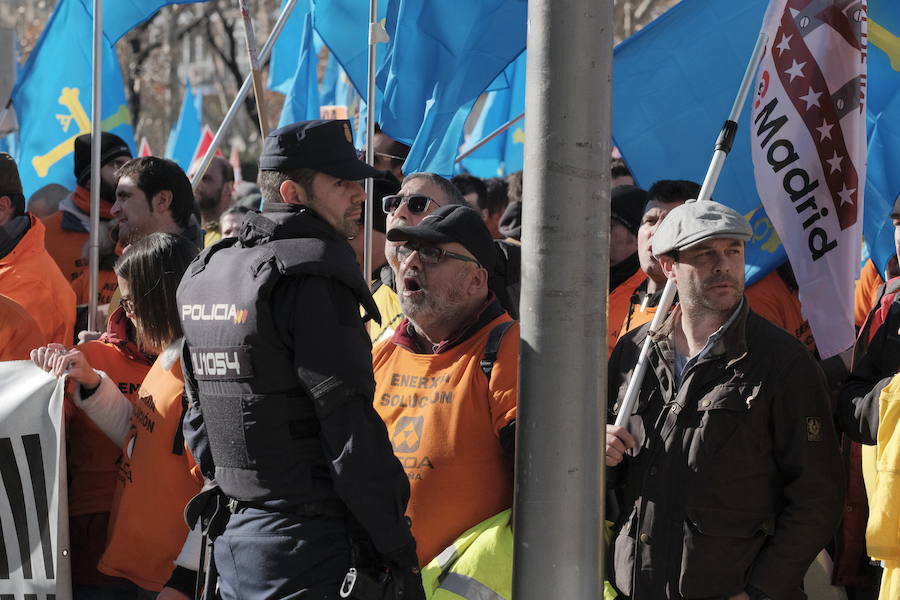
190, 0, 299, 189
614, 30, 768, 427
87, 0, 103, 333
513, 1, 612, 598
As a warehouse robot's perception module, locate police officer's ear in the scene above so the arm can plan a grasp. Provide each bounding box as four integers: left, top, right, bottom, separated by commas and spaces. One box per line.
279, 179, 307, 206
150, 189, 173, 215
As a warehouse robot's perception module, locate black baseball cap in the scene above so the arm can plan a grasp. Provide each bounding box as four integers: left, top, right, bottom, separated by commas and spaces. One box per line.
387, 204, 496, 273
611, 184, 647, 236
259, 120, 382, 181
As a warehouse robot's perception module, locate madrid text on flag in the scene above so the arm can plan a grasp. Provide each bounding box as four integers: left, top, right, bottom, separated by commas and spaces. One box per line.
750, 0, 867, 358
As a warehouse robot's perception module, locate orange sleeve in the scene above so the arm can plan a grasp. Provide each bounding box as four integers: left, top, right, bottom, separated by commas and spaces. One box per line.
488, 321, 519, 434
0, 294, 45, 361
745, 271, 788, 330
854, 259, 884, 328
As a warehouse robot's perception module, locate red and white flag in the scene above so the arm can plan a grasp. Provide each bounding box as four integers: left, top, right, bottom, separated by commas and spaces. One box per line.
751, 0, 867, 358
138, 136, 152, 157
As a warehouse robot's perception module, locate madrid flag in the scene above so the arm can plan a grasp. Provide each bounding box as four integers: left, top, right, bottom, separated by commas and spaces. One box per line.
751, 0, 867, 358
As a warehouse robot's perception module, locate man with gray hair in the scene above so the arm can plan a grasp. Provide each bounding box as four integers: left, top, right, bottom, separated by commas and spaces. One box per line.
605, 201, 844, 600
370, 172, 466, 342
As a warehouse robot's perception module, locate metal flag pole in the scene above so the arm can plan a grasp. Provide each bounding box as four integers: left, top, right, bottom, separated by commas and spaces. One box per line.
363, 0, 387, 284
614, 29, 769, 427
238, 0, 271, 139
191, 0, 298, 189
454, 112, 524, 164
512, 0, 611, 597
87, 0, 103, 333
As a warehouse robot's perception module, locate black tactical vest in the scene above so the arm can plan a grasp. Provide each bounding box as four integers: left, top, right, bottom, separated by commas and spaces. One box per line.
177, 207, 379, 503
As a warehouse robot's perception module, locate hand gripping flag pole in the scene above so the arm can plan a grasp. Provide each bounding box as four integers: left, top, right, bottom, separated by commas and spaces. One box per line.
238, 0, 271, 139
613, 24, 769, 428
191, 0, 298, 190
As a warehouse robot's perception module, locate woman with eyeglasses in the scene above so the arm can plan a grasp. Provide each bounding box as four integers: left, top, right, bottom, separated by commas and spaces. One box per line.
32, 232, 202, 600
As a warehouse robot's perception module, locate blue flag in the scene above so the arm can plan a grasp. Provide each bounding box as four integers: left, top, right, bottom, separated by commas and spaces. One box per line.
613, 0, 900, 283
278, 10, 322, 127
12, 0, 135, 198
314, 0, 387, 100
864, 4, 900, 274
614, 0, 781, 284
460, 51, 526, 178
376, 0, 527, 176
268, 0, 313, 94
319, 50, 340, 106
99, 0, 208, 44
165, 80, 202, 171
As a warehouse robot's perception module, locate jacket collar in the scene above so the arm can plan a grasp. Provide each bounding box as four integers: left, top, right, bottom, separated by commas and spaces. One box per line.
99, 306, 157, 366
651, 297, 749, 365
0, 214, 42, 264
241, 202, 343, 246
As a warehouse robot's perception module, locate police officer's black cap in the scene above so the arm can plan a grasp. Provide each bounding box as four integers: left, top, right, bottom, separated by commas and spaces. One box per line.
258, 120, 383, 180
387, 204, 496, 273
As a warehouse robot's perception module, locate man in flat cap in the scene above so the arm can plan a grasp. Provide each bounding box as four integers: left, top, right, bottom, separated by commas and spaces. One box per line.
177, 120, 423, 599
605, 200, 844, 600
42, 132, 132, 283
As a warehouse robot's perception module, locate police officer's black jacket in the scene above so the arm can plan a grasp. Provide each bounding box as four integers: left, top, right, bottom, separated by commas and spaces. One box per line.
178, 202, 415, 556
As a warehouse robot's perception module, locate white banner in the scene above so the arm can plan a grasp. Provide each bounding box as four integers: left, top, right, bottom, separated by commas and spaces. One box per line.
0, 361, 70, 600
750, 0, 867, 358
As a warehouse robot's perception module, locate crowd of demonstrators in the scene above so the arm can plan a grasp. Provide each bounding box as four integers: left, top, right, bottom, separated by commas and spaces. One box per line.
3, 118, 900, 599
32, 232, 202, 599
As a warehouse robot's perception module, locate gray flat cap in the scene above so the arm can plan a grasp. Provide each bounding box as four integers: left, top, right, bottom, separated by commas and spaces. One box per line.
652, 200, 752, 256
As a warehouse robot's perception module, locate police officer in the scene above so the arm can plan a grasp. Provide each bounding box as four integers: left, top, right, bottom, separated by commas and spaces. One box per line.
177, 120, 423, 599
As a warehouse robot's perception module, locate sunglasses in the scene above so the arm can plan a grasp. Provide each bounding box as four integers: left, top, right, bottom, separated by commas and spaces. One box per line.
396, 242, 481, 266
382, 194, 441, 215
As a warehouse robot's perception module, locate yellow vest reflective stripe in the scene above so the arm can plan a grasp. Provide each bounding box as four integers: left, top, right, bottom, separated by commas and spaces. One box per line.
439, 572, 506, 600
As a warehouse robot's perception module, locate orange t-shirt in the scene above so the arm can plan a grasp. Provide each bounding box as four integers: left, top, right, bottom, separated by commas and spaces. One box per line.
42, 209, 89, 283
745, 270, 816, 353
854, 258, 884, 328
98, 348, 203, 591
608, 269, 647, 357
67, 340, 152, 517
373, 315, 518, 567
0, 214, 76, 345
0, 293, 44, 361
